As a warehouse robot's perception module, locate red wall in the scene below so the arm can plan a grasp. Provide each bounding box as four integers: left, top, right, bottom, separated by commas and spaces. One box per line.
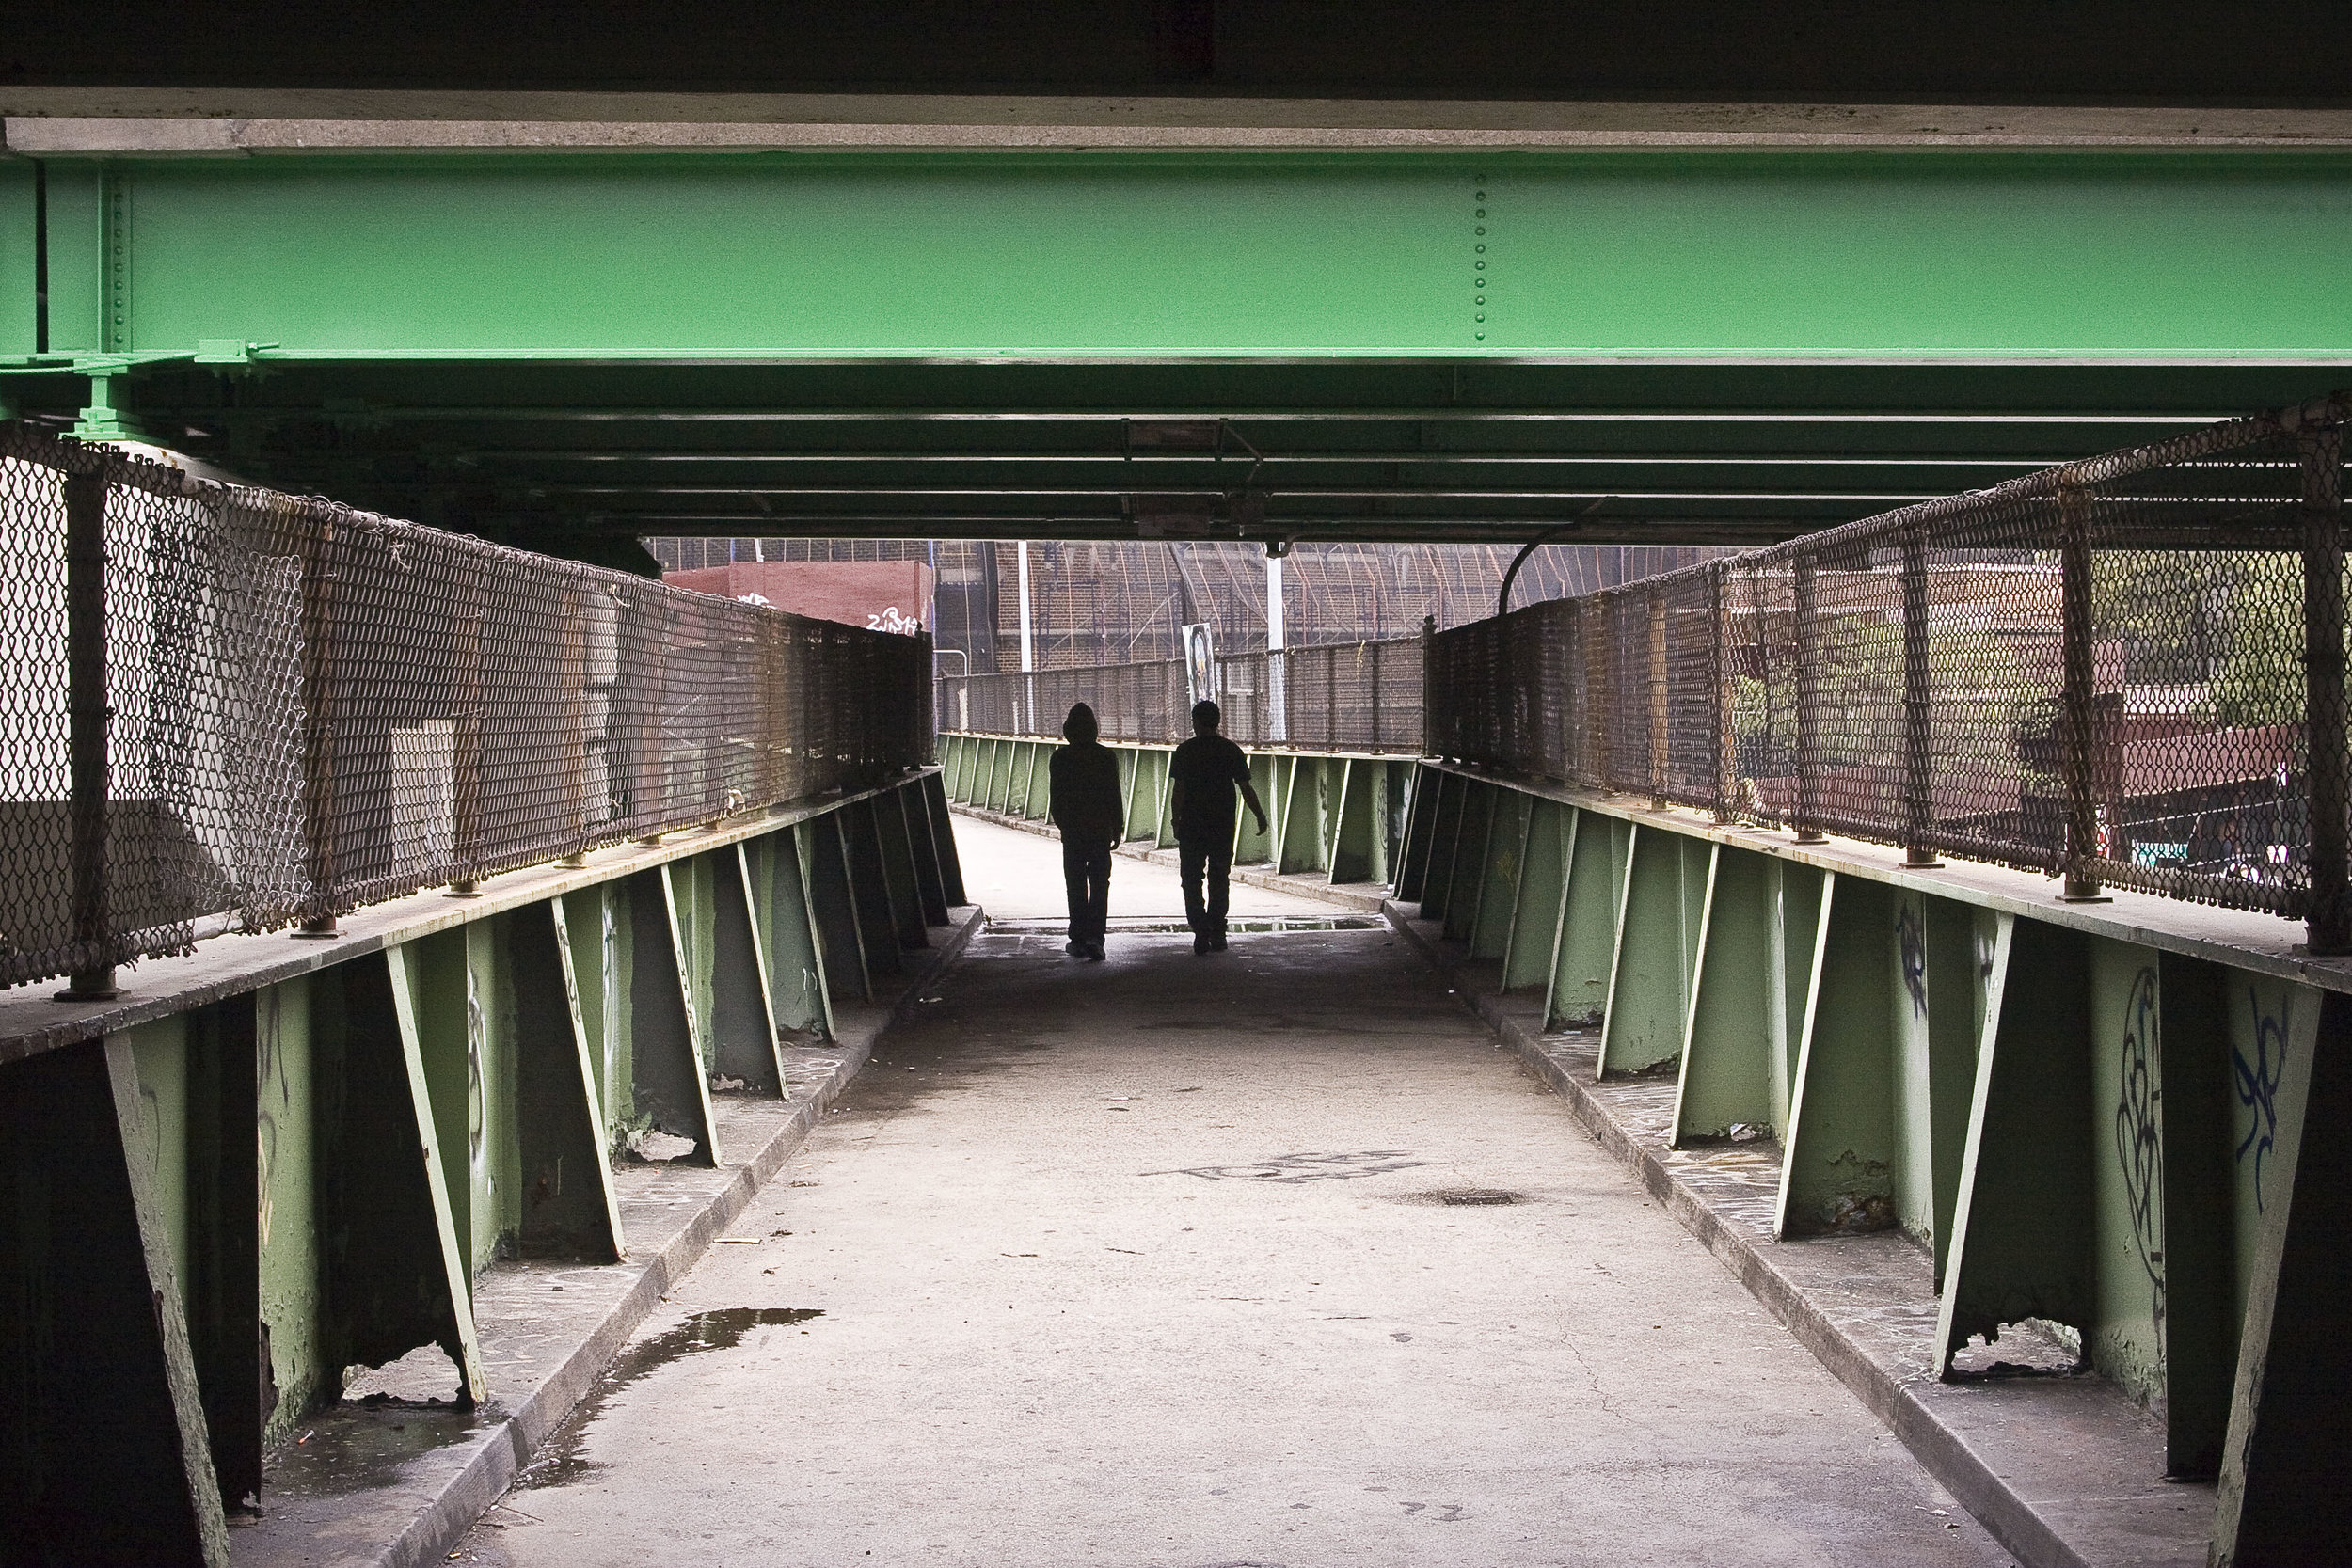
664, 561, 935, 638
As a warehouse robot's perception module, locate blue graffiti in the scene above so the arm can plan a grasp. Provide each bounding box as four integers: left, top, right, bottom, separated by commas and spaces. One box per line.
2233, 988, 2288, 1212
1895, 900, 1927, 1020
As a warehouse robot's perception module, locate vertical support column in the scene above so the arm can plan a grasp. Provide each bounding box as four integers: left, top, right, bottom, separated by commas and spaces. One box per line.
59, 468, 117, 998
446, 563, 485, 895
1791, 551, 1825, 843
1710, 561, 1734, 822
2300, 421, 2349, 954
1901, 519, 1940, 868
294, 507, 342, 935
2058, 482, 2106, 901
1646, 590, 1668, 807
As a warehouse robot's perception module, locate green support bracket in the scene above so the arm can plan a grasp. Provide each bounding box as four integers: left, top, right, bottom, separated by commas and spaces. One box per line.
801, 816, 874, 1005
1501, 798, 1566, 991
754, 828, 834, 1039
899, 785, 952, 926
515, 899, 626, 1261
1152, 752, 1179, 850
1672, 844, 1774, 1143
2155, 952, 2238, 1481
1439, 780, 1495, 945
1277, 757, 1321, 877
1598, 825, 1706, 1077
2212, 988, 2352, 1562
1546, 809, 1629, 1032
922, 772, 969, 908
1234, 753, 1277, 863
1776, 873, 1899, 1234
1395, 764, 1441, 905
379, 945, 491, 1400
1767, 862, 1828, 1139
1469, 787, 1530, 962
625, 869, 722, 1165
707, 847, 786, 1091
840, 800, 908, 979
0, 1037, 231, 1565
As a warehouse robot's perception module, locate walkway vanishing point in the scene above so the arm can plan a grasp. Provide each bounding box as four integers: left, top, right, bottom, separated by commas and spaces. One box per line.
446, 818, 2016, 1568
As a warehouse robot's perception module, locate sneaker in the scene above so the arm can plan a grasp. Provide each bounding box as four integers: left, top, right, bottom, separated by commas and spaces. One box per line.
1209, 932, 1228, 952
1084, 943, 1106, 962
1193, 933, 1211, 956
1065, 939, 1087, 957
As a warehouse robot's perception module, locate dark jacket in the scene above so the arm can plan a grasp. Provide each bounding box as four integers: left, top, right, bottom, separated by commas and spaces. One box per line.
1049, 703, 1124, 846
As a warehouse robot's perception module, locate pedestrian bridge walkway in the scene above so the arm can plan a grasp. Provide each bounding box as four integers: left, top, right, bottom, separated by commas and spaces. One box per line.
449, 820, 2008, 1568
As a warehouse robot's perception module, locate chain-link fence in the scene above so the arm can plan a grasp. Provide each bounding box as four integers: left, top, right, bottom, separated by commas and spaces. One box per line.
937, 636, 1423, 754
0, 422, 932, 992
1431, 395, 2351, 927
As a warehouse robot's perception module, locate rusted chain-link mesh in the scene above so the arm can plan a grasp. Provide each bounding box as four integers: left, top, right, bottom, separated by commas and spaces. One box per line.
1432, 397, 2349, 919
0, 422, 930, 990
937, 636, 1423, 755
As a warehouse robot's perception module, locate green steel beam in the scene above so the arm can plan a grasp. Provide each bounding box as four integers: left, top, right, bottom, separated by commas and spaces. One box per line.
18, 152, 2352, 362
4, 150, 2351, 542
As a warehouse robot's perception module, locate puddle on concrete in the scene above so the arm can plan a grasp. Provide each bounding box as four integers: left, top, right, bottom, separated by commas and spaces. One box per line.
989, 916, 1379, 935
513, 1308, 823, 1489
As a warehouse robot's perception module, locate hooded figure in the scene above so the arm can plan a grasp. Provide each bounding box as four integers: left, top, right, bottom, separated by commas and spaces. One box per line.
1048, 701, 1124, 960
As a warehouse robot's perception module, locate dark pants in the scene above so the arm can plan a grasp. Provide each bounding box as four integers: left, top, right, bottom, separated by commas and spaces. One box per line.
1178, 834, 1233, 937
1062, 837, 1111, 947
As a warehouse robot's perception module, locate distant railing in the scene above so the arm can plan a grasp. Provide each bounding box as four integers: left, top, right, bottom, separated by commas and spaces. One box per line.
1428, 395, 2351, 933
0, 422, 932, 993
936, 636, 1424, 754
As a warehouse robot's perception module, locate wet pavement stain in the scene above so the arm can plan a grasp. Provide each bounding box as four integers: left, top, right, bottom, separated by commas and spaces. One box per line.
512, 1308, 822, 1489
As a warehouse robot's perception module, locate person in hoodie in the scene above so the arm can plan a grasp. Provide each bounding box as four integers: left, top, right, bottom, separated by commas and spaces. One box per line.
1048, 702, 1124, 961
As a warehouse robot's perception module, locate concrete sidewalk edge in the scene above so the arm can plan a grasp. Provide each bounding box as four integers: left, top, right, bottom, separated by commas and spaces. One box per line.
948, 802, 1392, 914
357, 905, 984, 1568
1382, 901, 2090, 1568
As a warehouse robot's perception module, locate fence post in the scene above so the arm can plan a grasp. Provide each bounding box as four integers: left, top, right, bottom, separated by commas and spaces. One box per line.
1710, 562, 1733, 821
2058, 483, 2105, 900
56, 469, 117, 999
294, 508, 342, 934
446, 564, 486, 895
1421, 615, 1436, 759
1587, 599, 1613, 791
1369, 641, 1383, 752
1900, 519, 1940, 867
2301, 420, 2350, 953
1791, 550, 1825, 842
1647, 590, 1668, 807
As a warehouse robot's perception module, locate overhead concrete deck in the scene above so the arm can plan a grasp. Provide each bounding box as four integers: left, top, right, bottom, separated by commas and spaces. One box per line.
452, 826, 2012, 1567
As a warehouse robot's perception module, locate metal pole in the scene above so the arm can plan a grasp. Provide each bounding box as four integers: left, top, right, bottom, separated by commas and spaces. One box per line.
1016, 539, 1034, 734
1647, 590, 1668, 807
1421, 613, 1436, 760
2058, 483, 2104, 900
1266, 549, 1287, 743
1711, 561, 1734, 822
294, 509, 342, 931
2302, 421, 2349, 953
1791, 551, 1825, 842
1901, 520, 1940, 867
57, 470, 117, 999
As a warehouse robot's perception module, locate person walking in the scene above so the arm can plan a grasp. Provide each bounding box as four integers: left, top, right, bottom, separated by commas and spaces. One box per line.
1048, 702, 1123, 961
1168, 699, 1270, 956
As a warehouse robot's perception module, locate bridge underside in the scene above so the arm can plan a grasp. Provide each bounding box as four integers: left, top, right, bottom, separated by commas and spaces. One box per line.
2, 148, 2347, 550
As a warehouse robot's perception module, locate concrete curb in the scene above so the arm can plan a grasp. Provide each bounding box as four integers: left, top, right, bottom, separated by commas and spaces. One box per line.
244, 906, 983, 1568
1385, 899, 2174, 1568
948, 803, 1392, 913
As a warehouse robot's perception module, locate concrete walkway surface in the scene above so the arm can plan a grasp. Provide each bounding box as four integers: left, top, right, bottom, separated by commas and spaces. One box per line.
453, 828, 2013, 1568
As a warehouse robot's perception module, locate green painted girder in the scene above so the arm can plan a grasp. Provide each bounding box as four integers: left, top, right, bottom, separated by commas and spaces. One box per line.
13, 151, 2352, 362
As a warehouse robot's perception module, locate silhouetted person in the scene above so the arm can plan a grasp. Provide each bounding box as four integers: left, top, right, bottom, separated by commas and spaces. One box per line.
1168, 699, 1269, 956
1049, 702, 1122, 961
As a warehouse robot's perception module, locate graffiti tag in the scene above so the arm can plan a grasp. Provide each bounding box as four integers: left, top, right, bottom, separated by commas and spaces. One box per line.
2233, 989, 2289, 1212
1895, 899, 1928, 1020
2114, 967, 2164, 1332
